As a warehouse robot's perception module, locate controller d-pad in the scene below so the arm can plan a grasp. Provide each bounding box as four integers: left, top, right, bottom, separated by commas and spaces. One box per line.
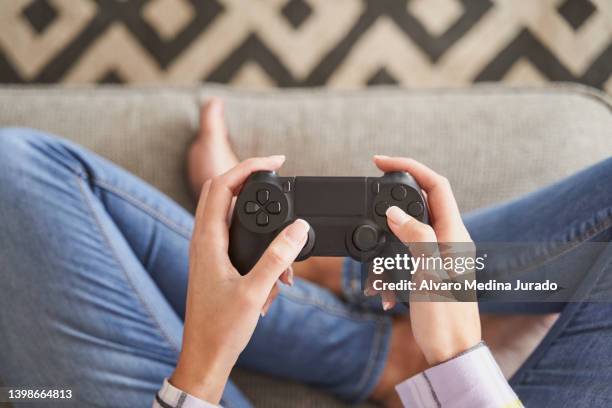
266, 201, 281, 214
256, 212, 269, 226
243, 187, 284, 228
245, 201, 260, 214
257, 189, 270, 204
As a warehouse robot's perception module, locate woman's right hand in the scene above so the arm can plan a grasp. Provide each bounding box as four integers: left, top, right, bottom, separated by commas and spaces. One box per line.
171, 156, 309, 404
373, 155, 482, 366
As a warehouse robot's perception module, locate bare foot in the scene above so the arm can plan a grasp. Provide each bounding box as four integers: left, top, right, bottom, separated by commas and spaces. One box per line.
482, 313, 559, 378
188, 98, 239, 197
371, 317, 428, 407
292, 257, 344, 297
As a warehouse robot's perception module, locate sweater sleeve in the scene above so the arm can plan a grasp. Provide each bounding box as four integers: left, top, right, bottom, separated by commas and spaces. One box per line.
395, 343, 522, 408
153, 379, 219, 408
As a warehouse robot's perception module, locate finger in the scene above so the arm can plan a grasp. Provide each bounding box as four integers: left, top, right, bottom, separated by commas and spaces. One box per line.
191, 179, 212, 256
279, 266, 294, 286
386, 206, 437, 245
386, 205, 440, 276
248, 219, 310, 293
363, 273, 379, 296
373, 156, 465, 241
364, 264, 385, 296
386, 206, 450, 301
225, 196, 237, 226
261, 283, 280, 316
196, 179, 212, 212
194, 156, 286, 248
381, 291, 396, 311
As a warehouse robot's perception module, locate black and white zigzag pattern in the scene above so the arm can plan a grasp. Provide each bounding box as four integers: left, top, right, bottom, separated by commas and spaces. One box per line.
0, 0, 610, 92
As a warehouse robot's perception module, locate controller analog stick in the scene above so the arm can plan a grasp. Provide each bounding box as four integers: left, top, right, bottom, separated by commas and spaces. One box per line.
352, 225, 379, 252
296, 226, 316, 261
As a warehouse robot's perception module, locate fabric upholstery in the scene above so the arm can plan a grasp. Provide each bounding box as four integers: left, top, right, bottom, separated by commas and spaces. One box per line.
0, 84, 610, 214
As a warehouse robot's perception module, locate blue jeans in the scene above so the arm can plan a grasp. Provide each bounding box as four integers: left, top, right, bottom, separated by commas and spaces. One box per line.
0, 128, 610, 407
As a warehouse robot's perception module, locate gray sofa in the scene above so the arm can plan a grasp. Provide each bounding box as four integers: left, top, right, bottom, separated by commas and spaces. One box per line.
0, 84, 611, 407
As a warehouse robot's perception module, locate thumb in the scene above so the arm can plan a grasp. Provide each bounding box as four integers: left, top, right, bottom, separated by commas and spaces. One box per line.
385, 205, 438, 276
386, 206, 436, 245
247, 219, 310, 293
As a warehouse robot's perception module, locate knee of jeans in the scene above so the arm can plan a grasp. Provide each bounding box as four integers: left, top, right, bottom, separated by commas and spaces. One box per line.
0, 127, 50, 162
0, 128, 85, 196
0, 127, 81, 173
602, 156, 612, 173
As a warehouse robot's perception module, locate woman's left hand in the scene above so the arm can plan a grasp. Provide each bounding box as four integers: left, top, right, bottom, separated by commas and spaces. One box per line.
170, 156, 310, 404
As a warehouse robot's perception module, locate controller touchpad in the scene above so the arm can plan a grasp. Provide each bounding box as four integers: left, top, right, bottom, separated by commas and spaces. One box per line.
295, 178, 365, 216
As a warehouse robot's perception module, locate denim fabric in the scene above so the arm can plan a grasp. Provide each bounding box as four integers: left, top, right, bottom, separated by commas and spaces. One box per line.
0, 128, 390, 407
0, 127, 611, 407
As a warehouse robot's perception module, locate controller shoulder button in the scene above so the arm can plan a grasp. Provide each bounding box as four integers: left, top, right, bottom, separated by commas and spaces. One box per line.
391, 185, 407, 201
257, 189, 270, 204
245, 201, 260, 214
375, 201, 389, 217
256, 212, 269, 226
407, 201, 424, 217
266, 201, 281, 214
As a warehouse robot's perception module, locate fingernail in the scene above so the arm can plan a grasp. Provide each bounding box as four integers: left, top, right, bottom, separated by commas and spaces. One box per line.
260, 310, 266, 317
269, 154, 286, 162
285, 219, 310, 245
386, 206, 410, 226
382, 301, 393, 311
373, 154, 389, 160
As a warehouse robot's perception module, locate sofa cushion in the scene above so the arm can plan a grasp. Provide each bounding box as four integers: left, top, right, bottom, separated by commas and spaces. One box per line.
0, 84, 610, 214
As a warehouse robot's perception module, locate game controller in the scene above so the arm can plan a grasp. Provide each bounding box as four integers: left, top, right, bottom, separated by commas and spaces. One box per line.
229, 171, 429, 274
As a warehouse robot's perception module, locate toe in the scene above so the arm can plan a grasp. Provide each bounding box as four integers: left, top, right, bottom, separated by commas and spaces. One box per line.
199, 97, 227, 139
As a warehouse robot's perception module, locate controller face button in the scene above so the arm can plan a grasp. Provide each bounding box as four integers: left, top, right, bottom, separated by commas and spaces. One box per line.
257, 189, 270, 204
245, 201, 260, 214
266, 201, 281, 214
375, 201, 389, 217
407, 201, 424, 217
353, 225, 379, 252
391, 185, 407, 200
256, 212, 269, 226
282, 181, 292, 193
372, 182, 380, 194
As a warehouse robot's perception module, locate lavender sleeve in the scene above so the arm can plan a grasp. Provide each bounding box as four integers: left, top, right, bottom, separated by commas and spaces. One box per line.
395, 343, 523, 408
153, 379, 218, 408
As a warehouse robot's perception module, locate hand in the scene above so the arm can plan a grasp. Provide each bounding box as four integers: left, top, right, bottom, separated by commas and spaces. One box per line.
170, 156, 310, 403
373, 155, 482, 366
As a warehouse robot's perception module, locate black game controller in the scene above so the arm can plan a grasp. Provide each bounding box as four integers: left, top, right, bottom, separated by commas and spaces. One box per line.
229, 171, 428, 274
